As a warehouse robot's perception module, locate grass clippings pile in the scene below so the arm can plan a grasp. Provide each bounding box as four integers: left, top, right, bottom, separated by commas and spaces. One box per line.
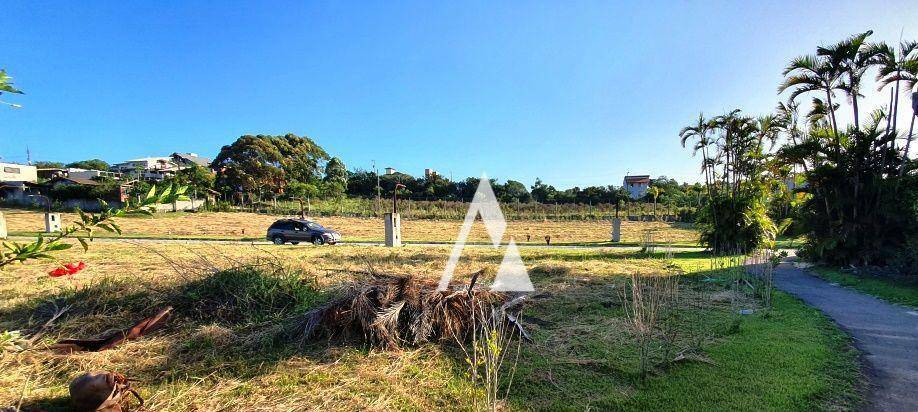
294, 270, 524, 348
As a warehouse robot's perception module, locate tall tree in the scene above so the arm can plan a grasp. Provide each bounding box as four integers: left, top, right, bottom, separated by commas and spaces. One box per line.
212, 134, 329, 200
816, 31, 876, 129
67, 159, 110, 171
324, 157, 348, 186
779, 55, 843, 151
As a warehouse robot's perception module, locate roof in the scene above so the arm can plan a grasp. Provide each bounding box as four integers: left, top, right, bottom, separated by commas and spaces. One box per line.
119, 157, 171, 163
52, 177, 103, 186
172, 152, 212, 167
623, 175, 651, 184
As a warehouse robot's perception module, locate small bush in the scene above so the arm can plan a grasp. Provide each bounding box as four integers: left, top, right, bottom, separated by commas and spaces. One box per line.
177, 265, 323, 324
696, 191, 776, 253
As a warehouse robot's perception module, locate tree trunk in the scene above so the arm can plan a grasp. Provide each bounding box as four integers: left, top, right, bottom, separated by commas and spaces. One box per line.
852, 90, 860, 130
892, 75, 901, 132
900, 112, 916, 177
826, 89, 840, 155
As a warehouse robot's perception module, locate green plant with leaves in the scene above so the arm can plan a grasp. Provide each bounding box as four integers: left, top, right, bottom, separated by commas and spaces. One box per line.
0, 69, 23, 95
0, 68, 24, 109
680, 110, 779, 252
0, 185, 186, 270
775, 31, 918, 270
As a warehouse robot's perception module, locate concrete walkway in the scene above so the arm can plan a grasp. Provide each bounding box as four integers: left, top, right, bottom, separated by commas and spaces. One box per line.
774, 260, 918, 412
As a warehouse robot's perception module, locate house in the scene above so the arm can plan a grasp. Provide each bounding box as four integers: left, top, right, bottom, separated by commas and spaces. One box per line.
623, 175, 652, 199
112, 153, 212, 181
112, 157, 176, 178
48, 176, 104, 188
171, 152, 212, 169
424, 168, 437, 179
38, 167, 122, 181
67, 168, 122, 181
0, 162, 39, 201
0, 162, 38, 185
385, 167, 397, 175
46, 176, 131, 203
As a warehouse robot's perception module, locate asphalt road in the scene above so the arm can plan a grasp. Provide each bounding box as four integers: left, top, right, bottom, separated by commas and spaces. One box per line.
6, 235, 705, 251
774, 259, 918, 412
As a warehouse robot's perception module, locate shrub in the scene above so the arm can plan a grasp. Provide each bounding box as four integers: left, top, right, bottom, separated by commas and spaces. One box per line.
696, 191, 776, 253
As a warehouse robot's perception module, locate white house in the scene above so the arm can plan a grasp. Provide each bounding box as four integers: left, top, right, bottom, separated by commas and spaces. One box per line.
112, 153, 211, 181
0, 162, 38, 185
623, 175, 651, 199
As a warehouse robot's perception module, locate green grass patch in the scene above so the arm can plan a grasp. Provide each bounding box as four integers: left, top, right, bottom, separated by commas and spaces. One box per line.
810, 267, 918, 308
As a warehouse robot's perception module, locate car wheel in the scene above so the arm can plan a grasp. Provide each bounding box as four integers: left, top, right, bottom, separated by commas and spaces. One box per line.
312, 236, 325, 245
272, 236, 285, 245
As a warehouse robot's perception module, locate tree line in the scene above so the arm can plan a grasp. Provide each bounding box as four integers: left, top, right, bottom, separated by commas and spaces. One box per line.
682, 30, 917, 275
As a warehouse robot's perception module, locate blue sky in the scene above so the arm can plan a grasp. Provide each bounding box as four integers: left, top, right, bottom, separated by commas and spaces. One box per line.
2, 1, 916, 188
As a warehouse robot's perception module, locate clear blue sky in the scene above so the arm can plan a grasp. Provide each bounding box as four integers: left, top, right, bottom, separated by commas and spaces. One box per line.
2, 1, 916, 188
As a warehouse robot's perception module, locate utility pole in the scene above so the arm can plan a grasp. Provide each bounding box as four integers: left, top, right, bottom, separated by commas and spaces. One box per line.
26, 146, 31, 165
372, 160, 381, 214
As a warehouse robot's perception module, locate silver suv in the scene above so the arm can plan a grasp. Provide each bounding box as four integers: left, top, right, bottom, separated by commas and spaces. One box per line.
266, 219, 341, 245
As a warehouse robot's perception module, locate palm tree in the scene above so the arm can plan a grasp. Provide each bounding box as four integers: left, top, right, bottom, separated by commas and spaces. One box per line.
805, 97, 839, 130
779, 55, 843, 153
872, 40, 918, 134
648, 186, 662, 221
679, 113, 715, 193
816, 31, 876, 129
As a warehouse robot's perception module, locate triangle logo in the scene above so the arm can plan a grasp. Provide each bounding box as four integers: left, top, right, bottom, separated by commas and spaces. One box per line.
490, 240, 534, 291
437, 173, 534, 292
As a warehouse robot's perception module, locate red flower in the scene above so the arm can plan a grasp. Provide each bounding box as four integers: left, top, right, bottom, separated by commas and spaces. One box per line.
49, 261, 87, 277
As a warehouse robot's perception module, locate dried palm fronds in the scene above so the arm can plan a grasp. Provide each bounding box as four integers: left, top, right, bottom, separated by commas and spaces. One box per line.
291, 270, 528, 348
51, 307, 172, 353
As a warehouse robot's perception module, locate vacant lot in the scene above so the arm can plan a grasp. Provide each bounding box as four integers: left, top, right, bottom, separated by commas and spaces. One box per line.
0, 242, 859, 411
2, 208, 699, 245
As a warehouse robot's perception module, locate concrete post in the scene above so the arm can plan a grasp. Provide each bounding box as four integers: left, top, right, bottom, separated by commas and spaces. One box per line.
44, 212, 62, 233
611, 218, 621, 242
384, 212, 402, 247
0, 211, 7, 239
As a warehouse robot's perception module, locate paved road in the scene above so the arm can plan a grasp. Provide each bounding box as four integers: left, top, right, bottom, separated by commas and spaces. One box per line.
774, 259, 918, 412
6, 235, 706, 251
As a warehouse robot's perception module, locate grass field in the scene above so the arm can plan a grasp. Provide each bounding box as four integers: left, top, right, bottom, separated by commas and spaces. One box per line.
810, 267, 918, 308
0, 242, 860, 411
1, 208, 700, 246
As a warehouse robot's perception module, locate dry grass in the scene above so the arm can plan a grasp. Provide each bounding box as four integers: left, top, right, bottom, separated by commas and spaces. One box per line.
1, 208, 699, 245
0, 242, 663, 411
0, 242, 859, 411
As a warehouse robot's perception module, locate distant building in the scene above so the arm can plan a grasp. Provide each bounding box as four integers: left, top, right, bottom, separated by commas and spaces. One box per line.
623, 175, 651, 199
385, 167, 397, 175
67, 168, 122, 181
0, 162, 38, 185
48, 176, 104, 188
171, 152, 212, 168
0, 162, 39, 201
112, 153, 211, 181
424, 168, 437, 178
38, 167, 122, 181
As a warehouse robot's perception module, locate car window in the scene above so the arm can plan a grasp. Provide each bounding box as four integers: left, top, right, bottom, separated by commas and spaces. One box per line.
293, 222, 304, 231
273, 221, 293, 230
307, 222, 323, 230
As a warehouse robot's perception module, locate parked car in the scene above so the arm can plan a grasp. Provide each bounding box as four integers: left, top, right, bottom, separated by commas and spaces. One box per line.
266, 219, 341, 245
